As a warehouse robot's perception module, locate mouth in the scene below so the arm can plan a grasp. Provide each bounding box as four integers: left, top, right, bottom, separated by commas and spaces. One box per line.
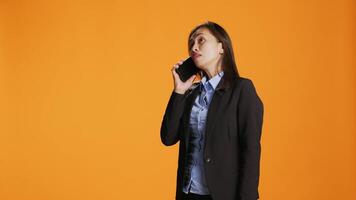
192, 53, 202, 59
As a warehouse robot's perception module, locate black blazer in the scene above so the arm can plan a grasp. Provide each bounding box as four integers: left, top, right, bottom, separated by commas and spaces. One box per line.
160, 76, 264, 200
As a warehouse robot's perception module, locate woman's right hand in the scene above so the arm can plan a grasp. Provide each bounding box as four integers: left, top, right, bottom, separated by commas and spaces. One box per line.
171, 60, 197, 94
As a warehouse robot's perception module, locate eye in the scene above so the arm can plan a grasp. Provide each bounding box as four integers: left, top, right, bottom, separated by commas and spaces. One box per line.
198, 38, 205, 43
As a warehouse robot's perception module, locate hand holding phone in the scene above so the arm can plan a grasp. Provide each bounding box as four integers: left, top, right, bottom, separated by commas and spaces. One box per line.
171, 57, 200, 94
175, 57, 200, 82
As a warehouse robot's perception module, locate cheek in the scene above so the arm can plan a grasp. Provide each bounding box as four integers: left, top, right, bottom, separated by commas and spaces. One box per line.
203, 47, 218, 59
201, 45, 213, 54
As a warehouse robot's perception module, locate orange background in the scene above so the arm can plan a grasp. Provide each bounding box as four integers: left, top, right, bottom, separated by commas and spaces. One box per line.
0, 0, 355, 199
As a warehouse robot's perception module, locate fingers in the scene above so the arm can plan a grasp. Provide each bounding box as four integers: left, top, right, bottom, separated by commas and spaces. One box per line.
171, 60, 183, 69
170, 59, 186, 81
171, 65, 178, 78
171, 64, 178, 71
171, 59, 185, 75
171, 59, 185, 70
172, 67, 179, 77
171, 66, 181, 82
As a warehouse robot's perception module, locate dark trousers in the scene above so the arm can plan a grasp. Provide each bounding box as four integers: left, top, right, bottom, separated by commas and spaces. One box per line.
181, 191, 213, 200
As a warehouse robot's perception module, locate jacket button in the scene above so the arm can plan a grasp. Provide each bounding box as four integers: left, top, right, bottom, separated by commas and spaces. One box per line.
205, 158, 211, 163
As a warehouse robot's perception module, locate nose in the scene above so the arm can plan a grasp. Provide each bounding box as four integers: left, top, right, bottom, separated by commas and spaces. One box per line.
191, 43, 199, 54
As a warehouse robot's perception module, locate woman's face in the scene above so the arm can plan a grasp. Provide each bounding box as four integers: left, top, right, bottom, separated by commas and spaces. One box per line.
189, 28, 224, 71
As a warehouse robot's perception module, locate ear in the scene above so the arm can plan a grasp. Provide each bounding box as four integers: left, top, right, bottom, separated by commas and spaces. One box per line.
218, 42, 224, 54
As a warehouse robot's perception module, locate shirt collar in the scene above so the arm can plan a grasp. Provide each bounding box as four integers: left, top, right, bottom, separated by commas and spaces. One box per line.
200, 71, 224, 92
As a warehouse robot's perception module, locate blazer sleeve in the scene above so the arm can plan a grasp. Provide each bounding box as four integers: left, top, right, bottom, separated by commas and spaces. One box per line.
160, 90, 187, 146
237, 79, 264, 200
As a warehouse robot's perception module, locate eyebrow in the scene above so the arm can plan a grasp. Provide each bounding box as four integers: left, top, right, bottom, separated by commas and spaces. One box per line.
194, 32, 204, 37
190, 32, 204, 40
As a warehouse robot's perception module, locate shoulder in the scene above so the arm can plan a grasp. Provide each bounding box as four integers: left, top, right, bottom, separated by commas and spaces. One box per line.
233, 76, 263, 107
231, 76, 262, 100
232, 76, 255, 90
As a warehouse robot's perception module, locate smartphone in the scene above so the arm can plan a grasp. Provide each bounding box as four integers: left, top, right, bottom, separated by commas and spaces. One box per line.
175, 57, 200, 82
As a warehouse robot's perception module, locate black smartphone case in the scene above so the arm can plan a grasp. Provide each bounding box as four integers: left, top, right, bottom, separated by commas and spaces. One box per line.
175, 57, 200, 82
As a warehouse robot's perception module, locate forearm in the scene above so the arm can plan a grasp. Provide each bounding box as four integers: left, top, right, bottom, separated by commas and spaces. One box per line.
160, 91, 187, 146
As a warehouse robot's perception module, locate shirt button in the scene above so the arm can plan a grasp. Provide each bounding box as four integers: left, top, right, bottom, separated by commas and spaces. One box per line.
205, 158, 211, 163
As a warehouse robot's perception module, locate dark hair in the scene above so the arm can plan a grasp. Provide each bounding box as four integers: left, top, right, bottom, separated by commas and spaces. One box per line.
188, 21, 240, 87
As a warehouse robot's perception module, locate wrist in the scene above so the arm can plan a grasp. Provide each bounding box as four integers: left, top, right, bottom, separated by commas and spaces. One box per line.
174, 89, 185, 95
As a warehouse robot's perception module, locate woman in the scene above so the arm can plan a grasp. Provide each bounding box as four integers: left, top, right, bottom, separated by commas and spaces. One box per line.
160, 21, 264, 200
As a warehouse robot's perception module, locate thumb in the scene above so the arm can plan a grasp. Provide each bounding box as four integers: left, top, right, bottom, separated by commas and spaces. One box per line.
187, 74, 197, 83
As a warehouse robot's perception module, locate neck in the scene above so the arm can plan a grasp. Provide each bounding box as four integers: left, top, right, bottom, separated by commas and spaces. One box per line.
205, 69, 221, 79
204, 59, 223, 79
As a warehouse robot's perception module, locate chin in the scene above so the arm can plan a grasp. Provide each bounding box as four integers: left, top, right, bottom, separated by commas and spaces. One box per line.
194, 61, 205, 69
196, 65, 206, 72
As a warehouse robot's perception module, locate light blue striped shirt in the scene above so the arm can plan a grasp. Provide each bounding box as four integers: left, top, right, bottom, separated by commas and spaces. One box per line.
182, 71, 224, 194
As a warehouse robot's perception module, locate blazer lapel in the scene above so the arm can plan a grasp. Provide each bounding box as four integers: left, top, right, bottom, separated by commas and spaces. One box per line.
204, 77, 231, 141
183, 85, 200, 151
